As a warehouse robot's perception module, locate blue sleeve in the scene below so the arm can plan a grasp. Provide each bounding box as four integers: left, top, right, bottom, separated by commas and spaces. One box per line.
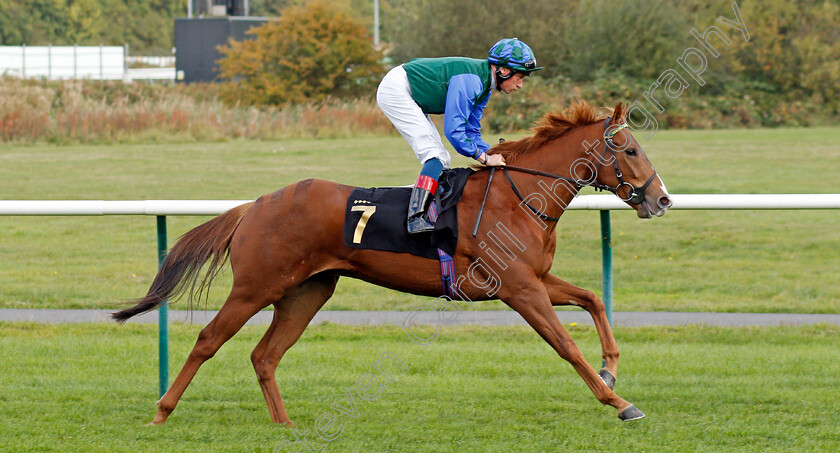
443, 73, 491, 159
465, 94, 491, 155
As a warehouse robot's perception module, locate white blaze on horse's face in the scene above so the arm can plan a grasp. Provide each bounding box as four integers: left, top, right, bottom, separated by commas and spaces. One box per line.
609, 128, 672, 219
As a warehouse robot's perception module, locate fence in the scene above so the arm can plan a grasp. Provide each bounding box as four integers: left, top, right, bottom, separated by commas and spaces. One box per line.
2, 193, 839, 396
0, 45, 176, 81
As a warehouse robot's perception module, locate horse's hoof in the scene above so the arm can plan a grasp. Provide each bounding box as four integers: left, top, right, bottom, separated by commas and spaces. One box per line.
281, 420, 295, 428
598, 369, 616, 389
618, 405, 645, 421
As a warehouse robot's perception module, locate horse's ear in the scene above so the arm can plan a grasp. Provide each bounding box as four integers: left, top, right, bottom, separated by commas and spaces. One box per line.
613, 102, 625, 121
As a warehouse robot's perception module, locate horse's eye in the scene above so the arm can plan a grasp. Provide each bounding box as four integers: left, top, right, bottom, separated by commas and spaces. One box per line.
626, 148, 637, 156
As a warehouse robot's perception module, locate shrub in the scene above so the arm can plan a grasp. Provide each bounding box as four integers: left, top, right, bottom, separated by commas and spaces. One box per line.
216, 1, 384, 106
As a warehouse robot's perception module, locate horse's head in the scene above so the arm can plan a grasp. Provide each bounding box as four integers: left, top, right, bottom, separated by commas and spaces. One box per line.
591, 103, 672, 219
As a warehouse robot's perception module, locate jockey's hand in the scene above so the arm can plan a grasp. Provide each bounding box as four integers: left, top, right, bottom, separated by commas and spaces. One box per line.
484, 153, 506, 166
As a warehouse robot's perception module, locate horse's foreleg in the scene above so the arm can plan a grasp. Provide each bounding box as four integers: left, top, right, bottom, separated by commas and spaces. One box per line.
251, 274, 338, 425
150, 287, 270, 425
541, 273, 619, 386
504, 285, 643, 420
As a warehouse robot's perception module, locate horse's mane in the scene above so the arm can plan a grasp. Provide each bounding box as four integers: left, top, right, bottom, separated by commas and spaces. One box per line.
489, 100, 609, 163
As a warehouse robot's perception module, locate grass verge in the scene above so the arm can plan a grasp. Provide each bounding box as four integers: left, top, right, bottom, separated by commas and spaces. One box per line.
0, 322, 837, 452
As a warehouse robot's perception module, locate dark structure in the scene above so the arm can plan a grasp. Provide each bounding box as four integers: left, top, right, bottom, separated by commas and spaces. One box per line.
193, 0, 249, 17
174, 16, 267, 83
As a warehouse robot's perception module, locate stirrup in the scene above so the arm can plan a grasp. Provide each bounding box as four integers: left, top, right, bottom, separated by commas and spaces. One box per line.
407, 215, 435, 234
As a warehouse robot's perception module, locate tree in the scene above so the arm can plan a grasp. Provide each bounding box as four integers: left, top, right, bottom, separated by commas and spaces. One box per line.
97, 0, 184, 54
559, 0, 692, 81
66, 0, 104, 44
726, 0, 840, 106
0, 0, 69, 45
217, 1, 384, 105
0, 0, 183, 53
383, 0, 568, 77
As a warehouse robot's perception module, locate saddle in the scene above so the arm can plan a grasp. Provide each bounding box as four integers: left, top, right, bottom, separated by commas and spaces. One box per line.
343, 168, 473, 258
343, 168, 473, 297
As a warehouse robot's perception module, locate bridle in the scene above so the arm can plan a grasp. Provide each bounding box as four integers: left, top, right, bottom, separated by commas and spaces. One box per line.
473, 116, 658, 233
596, 117, 658, 206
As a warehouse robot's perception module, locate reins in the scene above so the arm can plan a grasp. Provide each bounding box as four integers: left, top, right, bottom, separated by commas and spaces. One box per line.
471, 117, 659, 236
502, 166, 562, 222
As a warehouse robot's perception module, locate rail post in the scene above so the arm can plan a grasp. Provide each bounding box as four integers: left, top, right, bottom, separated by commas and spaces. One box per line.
156, 215, 169, 397
600, 210, 613, 325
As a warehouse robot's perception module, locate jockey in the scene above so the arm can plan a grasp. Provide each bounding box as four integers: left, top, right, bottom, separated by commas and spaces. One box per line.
377, 38, 542, 234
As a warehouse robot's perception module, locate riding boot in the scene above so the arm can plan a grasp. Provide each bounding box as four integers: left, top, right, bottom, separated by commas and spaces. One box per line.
407, 160, 443, 234
407, 186, 436, 234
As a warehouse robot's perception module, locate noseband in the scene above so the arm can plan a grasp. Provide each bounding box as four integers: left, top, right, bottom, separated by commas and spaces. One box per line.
498, 116, 659, 222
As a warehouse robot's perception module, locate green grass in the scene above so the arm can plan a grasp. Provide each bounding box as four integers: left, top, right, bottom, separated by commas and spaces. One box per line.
1, 127, 839, 312
0, 322, 838, 452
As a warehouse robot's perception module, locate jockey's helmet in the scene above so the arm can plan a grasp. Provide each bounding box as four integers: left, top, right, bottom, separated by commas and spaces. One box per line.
487, 38, 542, 75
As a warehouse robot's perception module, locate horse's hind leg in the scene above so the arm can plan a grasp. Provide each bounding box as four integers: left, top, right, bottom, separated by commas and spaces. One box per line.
150, 285, 273, 425
251, 273, 339, 425
541, 273, 620, 388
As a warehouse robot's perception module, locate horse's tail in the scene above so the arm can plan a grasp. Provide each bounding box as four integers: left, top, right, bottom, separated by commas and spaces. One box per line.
112, 201, 255, 323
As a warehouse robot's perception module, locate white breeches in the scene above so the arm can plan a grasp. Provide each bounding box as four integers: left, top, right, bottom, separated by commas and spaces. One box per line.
376, 65, 451, 168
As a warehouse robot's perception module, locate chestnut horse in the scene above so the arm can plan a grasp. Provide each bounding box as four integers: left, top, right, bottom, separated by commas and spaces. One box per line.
114, 101, 671, 425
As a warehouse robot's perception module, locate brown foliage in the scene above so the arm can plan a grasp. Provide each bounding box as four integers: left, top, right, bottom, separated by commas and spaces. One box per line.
0, 76, 394, 144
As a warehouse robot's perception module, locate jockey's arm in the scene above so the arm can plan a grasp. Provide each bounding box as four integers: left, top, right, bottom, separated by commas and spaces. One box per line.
443, 74, 496, 165
463, 95, 505, 166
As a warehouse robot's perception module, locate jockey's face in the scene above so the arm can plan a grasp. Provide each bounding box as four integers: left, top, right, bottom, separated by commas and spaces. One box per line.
498, 67, 526, 94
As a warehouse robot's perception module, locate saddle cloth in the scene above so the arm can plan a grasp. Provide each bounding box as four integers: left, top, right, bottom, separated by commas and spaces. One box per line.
342, 168, 474, 259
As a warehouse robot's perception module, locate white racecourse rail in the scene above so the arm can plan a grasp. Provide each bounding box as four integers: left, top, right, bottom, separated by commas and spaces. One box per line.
3, 193, 838, 397
1, 194, 840, 216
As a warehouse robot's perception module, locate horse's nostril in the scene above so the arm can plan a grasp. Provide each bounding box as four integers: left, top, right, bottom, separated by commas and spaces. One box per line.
659, 196, 671, 208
